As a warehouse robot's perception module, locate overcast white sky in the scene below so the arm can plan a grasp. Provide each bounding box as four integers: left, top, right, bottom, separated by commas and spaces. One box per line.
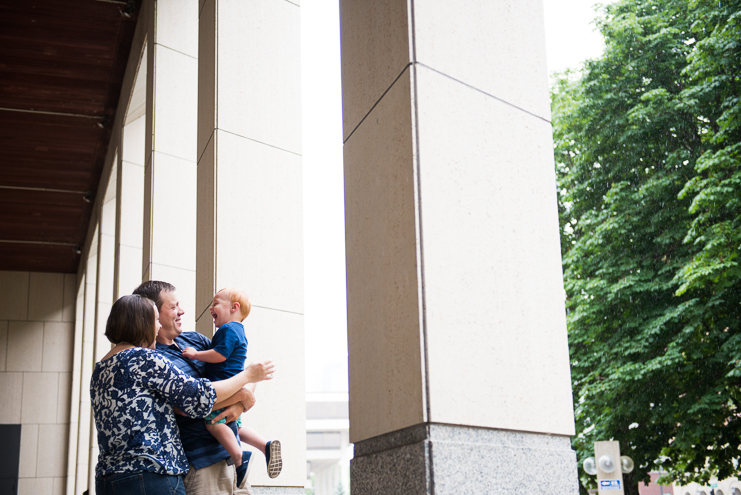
301, 0, 605, 393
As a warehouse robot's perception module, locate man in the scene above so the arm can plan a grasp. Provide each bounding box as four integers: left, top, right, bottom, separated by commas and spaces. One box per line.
133, 280, 256, 495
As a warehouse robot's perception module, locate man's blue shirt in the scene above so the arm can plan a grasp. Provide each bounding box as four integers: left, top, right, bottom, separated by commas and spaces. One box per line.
206, 321, 248, 381
155, 331, 239, 470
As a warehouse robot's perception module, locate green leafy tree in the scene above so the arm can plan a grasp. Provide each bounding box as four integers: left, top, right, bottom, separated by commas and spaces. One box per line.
552, 0, 741, 493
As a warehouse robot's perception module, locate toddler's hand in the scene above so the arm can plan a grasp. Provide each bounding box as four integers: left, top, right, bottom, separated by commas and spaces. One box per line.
182, 347, 197, 359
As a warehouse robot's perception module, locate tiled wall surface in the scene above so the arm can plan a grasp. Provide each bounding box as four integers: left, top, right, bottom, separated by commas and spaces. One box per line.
0, 270, 76, 495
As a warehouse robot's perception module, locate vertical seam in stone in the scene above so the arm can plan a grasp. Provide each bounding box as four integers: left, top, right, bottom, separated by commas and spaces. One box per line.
407, 0, 432, 430
213, 0, 218, 313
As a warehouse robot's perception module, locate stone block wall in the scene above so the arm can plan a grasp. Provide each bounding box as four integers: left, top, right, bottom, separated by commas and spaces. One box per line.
0, 270, 77, 495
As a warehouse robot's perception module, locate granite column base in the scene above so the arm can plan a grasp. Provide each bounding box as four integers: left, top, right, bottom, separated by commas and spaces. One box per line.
351, 424, 579, 495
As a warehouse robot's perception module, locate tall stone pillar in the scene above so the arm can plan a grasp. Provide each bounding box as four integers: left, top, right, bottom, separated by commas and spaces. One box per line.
340, 1, 579, 493
143, 0, 198, 316
197, 1, 305, 493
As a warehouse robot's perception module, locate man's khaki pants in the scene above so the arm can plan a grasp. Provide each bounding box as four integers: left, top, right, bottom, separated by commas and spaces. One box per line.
184, 460, 253, 495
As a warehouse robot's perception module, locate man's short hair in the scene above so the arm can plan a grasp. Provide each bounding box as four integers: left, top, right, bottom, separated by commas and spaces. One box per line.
133, 280, 176, 310
105, 294, 157, 347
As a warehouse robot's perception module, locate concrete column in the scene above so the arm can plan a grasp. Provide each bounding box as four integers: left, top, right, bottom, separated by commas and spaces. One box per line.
340, 1, 578, 493
197, 1, 304, 493
116, 113, 146, 297
75, 228, 97, 495
65, 274, 85, 495
143, 0, 198, 318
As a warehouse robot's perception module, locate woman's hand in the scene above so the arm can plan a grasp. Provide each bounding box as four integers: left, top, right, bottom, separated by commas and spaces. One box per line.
246, 361, 275, 383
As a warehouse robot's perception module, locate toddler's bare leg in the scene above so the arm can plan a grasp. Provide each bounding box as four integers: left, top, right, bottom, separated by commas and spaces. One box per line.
206, 423, 244, 465
239, 426, 269, 454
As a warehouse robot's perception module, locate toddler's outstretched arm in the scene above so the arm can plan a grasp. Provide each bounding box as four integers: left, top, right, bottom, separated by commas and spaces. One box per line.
182, 346, 227, 363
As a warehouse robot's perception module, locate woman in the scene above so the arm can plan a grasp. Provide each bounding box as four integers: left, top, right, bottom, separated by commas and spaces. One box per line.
91, 294, 274, 495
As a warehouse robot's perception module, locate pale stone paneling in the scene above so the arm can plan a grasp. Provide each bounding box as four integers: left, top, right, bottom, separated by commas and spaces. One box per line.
21, 372, 59, 424
118, 245, 145, 295
339, 0, 411, 140
343, 71, 426, 443
7, 321, 44, 372
18, 477, 53, 495
0, 320, 7, 371
42, 322, 74, 372
0, 372, 23, 423
28, 273, 65, 322
155, 0, 198, 58
241, 308, 305, 486
149, 153, 197, 271
119, 161, 145, 248
52, 477, 66, 495
62, 274, 77, 322
213, 131, 303, 314
413, 0, 551, 120
37, 423, 69, 478
19, 424, 39, 478
122, 115, 146, 167
57, 373, 72, 424
150, 46, 198, 161
415, 66, 574, 435
216, 0, 301, 154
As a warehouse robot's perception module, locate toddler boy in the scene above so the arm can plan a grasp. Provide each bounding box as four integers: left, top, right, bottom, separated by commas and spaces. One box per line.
182, 288, 282, 486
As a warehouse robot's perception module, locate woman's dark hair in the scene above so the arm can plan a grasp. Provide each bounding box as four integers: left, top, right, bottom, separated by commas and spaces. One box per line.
105, 294, 157, 347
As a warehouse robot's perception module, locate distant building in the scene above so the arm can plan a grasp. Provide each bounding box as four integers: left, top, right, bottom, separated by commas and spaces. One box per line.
306, 393, 352, 495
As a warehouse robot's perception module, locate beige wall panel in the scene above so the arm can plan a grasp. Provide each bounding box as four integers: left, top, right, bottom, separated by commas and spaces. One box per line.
123, 116, 146, 166
95, 303, 113, 361
37, 423, 69, 477
195, 137, 215, 335
42, 322, 74, 372
213, 132, 303, 314
339, 0, 411, 140
120, 162, 145, 248
241, 307, 305, 486
0, 320, 6, 371
118, 245, 145, 295
7, 321, 43, 372
18, 478, 53, 495
216, 0, 301, 154
413, 0, 550, 120
149, 264, 196, 327
196, 0, 216, 159
151, 46, 198, 161
51, 476, 66, 495
57, 372, 73, 424
343, 72, 425, 442
79, 342, 94, 405
102, 206, 116, 240
149, 154, 197, 270
21, 372, 59, 424
19, 424, 39, 478
62, 274, 77, 322
155, 0, 198, 57
0, 271, 29, 320
0, 372, 23, 423
28, 273, 64, 322
414, 66, 574, 435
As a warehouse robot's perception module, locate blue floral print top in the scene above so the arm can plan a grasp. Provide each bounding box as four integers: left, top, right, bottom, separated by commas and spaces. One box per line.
91, 347, 216, 477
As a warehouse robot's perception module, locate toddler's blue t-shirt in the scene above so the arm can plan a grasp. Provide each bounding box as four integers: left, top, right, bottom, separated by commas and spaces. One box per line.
205, 321, 248, 381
